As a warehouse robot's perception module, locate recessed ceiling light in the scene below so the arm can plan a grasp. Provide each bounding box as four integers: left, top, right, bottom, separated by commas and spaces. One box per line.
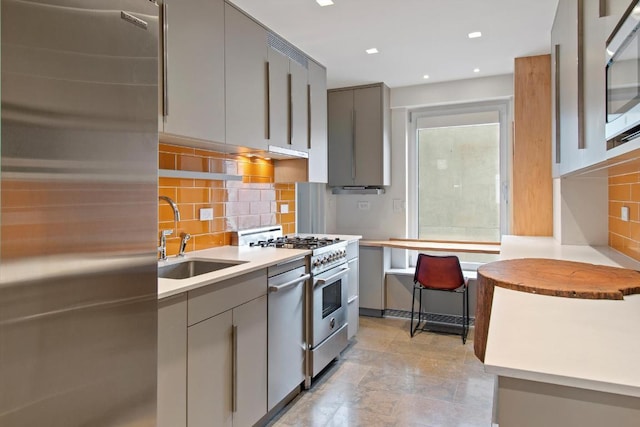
468, 31, 482, 39
316, 0, 334, 6
473, 68, 480, 73
366, 48, 379, 54
423, 75, 430, 79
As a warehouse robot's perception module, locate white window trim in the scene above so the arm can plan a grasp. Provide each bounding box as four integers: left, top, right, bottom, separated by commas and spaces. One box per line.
407, 99, 512, 244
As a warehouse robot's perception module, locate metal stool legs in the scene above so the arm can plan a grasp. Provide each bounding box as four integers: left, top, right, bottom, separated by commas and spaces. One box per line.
410, 285, 423, 337
411, 283, 469, 344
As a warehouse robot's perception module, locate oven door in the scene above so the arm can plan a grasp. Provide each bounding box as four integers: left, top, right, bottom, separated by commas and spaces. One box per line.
311, 264, 349, 348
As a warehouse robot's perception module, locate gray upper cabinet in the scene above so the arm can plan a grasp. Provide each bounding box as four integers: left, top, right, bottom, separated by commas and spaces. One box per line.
160, 0, 225, 143
289, 59, 309, 152
328, 83, 390, 187
225, 3, 268, 150
308, 60, 328, 183
267, 35, 310, 154
267, 46, 290, 148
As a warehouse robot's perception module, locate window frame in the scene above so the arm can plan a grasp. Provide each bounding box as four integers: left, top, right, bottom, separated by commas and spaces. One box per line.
407, 100, 511, 243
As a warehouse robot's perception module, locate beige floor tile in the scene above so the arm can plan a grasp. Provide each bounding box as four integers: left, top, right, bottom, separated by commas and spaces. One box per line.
267, 316, 494, 427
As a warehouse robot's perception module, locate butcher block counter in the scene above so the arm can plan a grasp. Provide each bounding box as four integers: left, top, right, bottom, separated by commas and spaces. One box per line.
480, 236, 640, 426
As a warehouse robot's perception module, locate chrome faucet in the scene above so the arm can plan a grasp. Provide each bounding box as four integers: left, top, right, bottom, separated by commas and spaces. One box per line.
158, 196, 181, 260
159, 195, 181, 221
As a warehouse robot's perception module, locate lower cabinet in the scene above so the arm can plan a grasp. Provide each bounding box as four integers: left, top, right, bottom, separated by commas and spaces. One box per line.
188, 295, 267, 427
157, 269, 268, 427
346, 241, 360, 340
158, 293, 188, 427
358, 246, 389, 317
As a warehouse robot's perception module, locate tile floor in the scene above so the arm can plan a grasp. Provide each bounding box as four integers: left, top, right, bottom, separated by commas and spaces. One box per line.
267, 316, 495, 427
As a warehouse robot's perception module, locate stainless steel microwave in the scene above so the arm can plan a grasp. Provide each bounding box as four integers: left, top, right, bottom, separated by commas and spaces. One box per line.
606, 0, 640, 149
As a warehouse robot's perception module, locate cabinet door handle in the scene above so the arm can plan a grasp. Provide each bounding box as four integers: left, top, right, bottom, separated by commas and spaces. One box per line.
307, 83, 312, 149
351, 110, 356, 181
288, 73, 293, 145
162, 2, 169, 117
232, 324, 238, 413
268, 273, 310, 293
265, 62, 271, 140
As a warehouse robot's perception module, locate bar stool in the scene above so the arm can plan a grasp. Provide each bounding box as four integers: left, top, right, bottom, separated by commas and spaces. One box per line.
410, 253, 469, 343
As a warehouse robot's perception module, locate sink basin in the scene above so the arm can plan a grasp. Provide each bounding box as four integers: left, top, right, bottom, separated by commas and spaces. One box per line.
158, 259, 246, 280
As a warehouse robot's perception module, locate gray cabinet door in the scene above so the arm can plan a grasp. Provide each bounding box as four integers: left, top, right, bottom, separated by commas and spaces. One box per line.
187, 310, 233, 427
308, 60, 328, 183
353, 86, 383, 186
328, 89, 355, 186
347, 257, 359, 340
268, 46, 290, 147
162, 0, 225, 143
233, 295, 268, 427
225, 4, 268, 150
158, 294, 187, 427
290, 59, 309, 152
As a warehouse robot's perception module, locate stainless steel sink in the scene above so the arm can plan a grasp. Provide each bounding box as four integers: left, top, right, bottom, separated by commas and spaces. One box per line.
158, 259, 246, 280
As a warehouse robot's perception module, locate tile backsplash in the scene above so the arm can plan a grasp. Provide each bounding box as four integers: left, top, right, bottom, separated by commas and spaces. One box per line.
159, 143, 296, 256
608, 164, 640, 261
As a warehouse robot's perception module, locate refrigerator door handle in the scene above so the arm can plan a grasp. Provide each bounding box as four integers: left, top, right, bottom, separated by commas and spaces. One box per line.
162, 2, 169, 117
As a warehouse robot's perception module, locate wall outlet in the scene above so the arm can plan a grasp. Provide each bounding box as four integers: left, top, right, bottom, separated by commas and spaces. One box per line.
280, 204, 289, 214
622, 206, 630, 222
357, 201, 370, 210
199, 208, 214, 221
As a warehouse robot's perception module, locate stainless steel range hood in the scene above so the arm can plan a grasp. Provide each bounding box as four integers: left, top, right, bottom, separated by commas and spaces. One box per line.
331, 186, 385, 195
267, 145, 308, 159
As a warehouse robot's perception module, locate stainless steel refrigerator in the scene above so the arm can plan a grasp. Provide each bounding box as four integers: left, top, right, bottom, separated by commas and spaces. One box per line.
1, 1, 159, 425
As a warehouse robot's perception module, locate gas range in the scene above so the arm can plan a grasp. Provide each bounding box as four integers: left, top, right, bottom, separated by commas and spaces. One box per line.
232, 226, 348, 274
233, 225, 350, 386
248, 235, 342, 250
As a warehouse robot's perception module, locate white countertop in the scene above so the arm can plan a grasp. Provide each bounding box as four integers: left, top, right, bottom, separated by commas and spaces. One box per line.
157, 234, 362, 299
485, 287, 640, 397
484, 235, 640, 397
158, 246, 310, 299
499, 235, 640, 269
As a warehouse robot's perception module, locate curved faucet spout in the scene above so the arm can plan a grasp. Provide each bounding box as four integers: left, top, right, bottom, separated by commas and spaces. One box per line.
159, 195, 181, 221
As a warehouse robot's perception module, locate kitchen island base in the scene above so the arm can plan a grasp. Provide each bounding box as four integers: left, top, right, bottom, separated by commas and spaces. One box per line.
495, 376, 640, 427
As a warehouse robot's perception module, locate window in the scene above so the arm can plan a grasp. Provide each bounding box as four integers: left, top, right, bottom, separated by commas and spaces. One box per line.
408, 101, 510, 243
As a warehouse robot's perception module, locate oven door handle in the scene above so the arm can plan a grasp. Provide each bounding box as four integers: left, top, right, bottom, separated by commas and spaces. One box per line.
268, 273, 310, 293
315, 267, 350, 286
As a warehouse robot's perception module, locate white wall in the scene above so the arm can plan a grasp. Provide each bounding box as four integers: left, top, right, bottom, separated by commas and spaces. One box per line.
326, 74, 514, 267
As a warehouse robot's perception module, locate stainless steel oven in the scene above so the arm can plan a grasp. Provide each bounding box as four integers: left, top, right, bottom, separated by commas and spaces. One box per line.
306, 241, 349, 383
310, 263, 348, 348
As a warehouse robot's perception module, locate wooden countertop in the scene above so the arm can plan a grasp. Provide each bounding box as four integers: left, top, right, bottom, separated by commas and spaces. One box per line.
475, 258, 640, 361
468, 236, 640, 397
360, 238, 500, 254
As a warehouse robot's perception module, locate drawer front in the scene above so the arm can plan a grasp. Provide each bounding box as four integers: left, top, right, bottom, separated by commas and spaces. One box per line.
188, 269, 267, 326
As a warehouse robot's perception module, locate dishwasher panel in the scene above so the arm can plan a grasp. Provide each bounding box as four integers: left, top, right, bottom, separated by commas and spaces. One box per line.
267, 263, 308, 411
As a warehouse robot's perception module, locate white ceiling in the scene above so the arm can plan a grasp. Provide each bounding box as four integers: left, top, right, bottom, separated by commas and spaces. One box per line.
230, 0, 560, 89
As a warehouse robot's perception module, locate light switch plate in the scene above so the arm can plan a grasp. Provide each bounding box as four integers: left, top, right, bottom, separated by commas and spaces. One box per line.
357, 201, 370, 210
199, 208, 214, 221
280, 204, 289, 214
622, 206, 630, 222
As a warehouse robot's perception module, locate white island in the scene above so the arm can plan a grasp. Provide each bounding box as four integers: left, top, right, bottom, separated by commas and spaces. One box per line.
482, 236, 640, 427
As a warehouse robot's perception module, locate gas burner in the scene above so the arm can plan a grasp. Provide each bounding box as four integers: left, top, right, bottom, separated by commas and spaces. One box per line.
281, 235, 342, 250
249, 239, 279, 248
